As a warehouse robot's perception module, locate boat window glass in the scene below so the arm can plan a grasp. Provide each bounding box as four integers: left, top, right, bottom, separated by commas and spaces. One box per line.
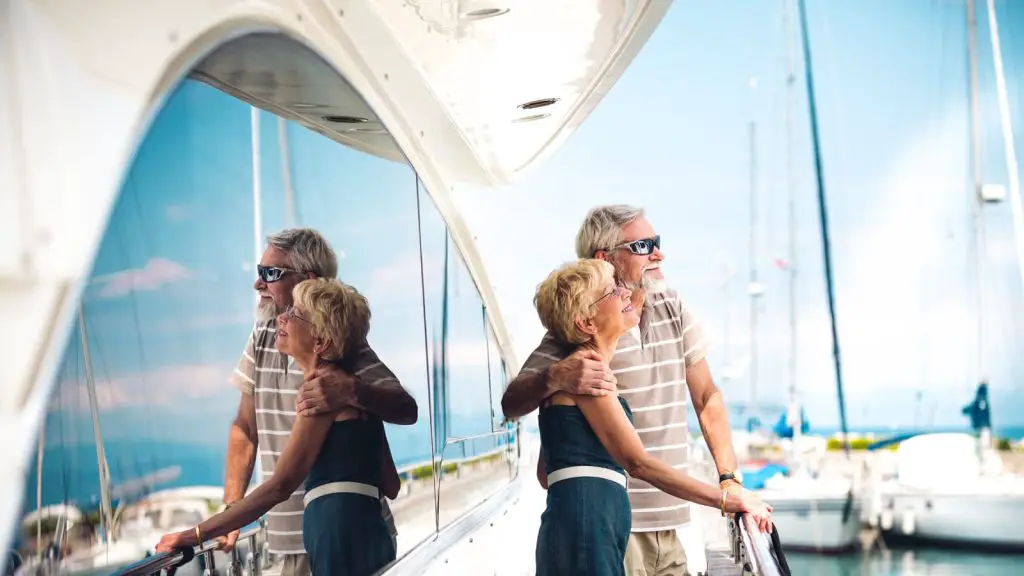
486, 321, 506, 432
416, 179, 518, 530
24, 32, 515, 572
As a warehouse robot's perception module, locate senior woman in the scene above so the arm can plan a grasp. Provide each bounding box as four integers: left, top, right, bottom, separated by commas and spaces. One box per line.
532, 259, 772, 576
156, 278, 399, 576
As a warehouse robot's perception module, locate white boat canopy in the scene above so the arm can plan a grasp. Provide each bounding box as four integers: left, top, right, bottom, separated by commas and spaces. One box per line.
0, 0, 670, 553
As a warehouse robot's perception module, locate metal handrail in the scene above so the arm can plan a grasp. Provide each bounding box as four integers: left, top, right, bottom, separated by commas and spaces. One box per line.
395, 427, 516, 475
108, 547, 194, 576
110, 521, 264, 576
728, 513, 791, 576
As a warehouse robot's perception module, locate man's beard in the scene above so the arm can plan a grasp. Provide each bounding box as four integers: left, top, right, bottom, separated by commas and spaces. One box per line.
618, 263, 668, 294
256, 298, 280, 322
641, 272, 668, 294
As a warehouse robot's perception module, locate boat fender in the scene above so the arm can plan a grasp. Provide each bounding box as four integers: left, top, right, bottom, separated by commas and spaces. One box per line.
880, 509, 894, 531
901, 509, 916, 535
841, 488, 854, 524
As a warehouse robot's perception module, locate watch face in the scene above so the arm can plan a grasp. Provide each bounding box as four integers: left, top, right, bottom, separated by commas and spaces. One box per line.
734, 470, 744, 484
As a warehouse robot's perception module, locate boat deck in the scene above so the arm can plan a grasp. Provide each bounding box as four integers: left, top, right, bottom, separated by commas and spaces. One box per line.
706, 545, 748, 576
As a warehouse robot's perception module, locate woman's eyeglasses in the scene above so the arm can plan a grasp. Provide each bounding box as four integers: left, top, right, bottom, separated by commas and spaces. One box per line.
283, 305, 311, 325
592, 285, 626, 307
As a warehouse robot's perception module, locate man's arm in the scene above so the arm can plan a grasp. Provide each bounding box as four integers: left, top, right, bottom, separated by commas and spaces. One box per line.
688, 359, 738, 480
297, 343, 418, 425
220, 331, 261, 551
677, 299, 740, 489
501, 370, 552, 421
536, 447, 548, 489
224, 393, 258, 505
501, 334, 615, 420
380, 434, 401, 500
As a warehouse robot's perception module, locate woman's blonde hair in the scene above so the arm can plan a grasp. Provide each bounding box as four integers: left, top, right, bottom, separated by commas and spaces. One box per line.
292, 278, 371, 360
534, 259, 615, 345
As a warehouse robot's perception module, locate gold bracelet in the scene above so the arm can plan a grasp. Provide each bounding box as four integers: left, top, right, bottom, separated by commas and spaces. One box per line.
195, 524, 203, 545
720, 490, 728, 517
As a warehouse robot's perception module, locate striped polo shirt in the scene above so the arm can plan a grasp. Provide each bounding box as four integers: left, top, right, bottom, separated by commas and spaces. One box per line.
521, 288, 709, 532
229, 318, 399, 554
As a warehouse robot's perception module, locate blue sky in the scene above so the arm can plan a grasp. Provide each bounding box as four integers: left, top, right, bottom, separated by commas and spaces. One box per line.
453, 0, 1024, 430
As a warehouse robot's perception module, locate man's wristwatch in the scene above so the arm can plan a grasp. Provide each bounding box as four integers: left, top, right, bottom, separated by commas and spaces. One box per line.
719, 471, 743, 486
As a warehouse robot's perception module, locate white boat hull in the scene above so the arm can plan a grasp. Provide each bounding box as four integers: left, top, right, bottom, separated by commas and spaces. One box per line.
877, 491, 1024, 549
757, 491, 861, 552
867, 433, 1024, 549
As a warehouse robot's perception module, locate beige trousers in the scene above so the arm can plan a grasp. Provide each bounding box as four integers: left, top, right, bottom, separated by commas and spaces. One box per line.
265, 553, 310, 576
624, 530, 689, 576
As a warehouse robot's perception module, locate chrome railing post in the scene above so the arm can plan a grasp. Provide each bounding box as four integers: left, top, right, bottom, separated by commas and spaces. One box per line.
244, 517, 266, 576
226, 545, 243, 576
200, 547, 217, 576
245, 530, 262, 576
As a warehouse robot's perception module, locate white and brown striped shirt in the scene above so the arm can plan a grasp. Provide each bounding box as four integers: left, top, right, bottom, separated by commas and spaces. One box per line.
229, 319, 399, 554
520, 289, 709, 532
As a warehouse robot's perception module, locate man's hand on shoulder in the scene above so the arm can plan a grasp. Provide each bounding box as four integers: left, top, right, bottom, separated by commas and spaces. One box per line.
548, 349, 617, 397
296, 364, 361, 416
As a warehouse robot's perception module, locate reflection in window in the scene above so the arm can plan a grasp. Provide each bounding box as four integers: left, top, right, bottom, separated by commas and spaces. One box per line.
255, 108, 441, 556
21, 68, 519, 569
21, 81, 259, 562
416, 180, 517, 529
19, 78, 439, 563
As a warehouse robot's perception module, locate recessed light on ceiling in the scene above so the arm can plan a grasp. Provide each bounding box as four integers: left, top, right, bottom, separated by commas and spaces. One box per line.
322, 115, 368, 124
512, 113, 550, 124
341, 127, 389, 135
290, 102, 321, 109
462, 7, 509, 20
518, 98, 559, 110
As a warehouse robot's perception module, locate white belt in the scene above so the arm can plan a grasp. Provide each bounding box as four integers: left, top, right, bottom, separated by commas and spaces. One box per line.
303, 481, 380, 507
547, 465, 627, 488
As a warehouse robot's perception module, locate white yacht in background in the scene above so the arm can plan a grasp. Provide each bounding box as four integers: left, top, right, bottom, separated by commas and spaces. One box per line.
866, 388, 1024, 550
863, 0, 1024, 552
867, 429, 1024, 550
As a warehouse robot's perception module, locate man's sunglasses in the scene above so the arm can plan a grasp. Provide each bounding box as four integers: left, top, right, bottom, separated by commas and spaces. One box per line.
610, 235, 661, 256
257, 265, 297, 283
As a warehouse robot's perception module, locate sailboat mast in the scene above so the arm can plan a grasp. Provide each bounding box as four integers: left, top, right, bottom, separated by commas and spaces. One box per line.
784, 0, 800, 433
277, 116, 297, 227
78, 307, 113, 544
748, 114, 760, 429
251, 107, 263, 281
985, 0, 1024, 314
796, 0, 851, 454
35, 428, 44, 551
966, 0, 988, 389
250, 107, 264, 483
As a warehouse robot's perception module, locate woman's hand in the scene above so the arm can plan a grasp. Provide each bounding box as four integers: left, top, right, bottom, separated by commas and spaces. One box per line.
738, 489, 774, 533
155, 530, 196, 554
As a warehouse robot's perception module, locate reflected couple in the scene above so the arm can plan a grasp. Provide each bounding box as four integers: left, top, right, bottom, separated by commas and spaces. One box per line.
531, 258, 773, 576
156, 228, 416, 576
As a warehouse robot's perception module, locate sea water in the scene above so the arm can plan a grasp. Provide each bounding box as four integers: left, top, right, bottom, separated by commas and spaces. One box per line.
787, 547, 1024, 575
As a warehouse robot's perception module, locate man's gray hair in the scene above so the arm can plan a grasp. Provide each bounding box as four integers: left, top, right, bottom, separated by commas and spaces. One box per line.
575, 205, 645, 258
266, 228, 338, 279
